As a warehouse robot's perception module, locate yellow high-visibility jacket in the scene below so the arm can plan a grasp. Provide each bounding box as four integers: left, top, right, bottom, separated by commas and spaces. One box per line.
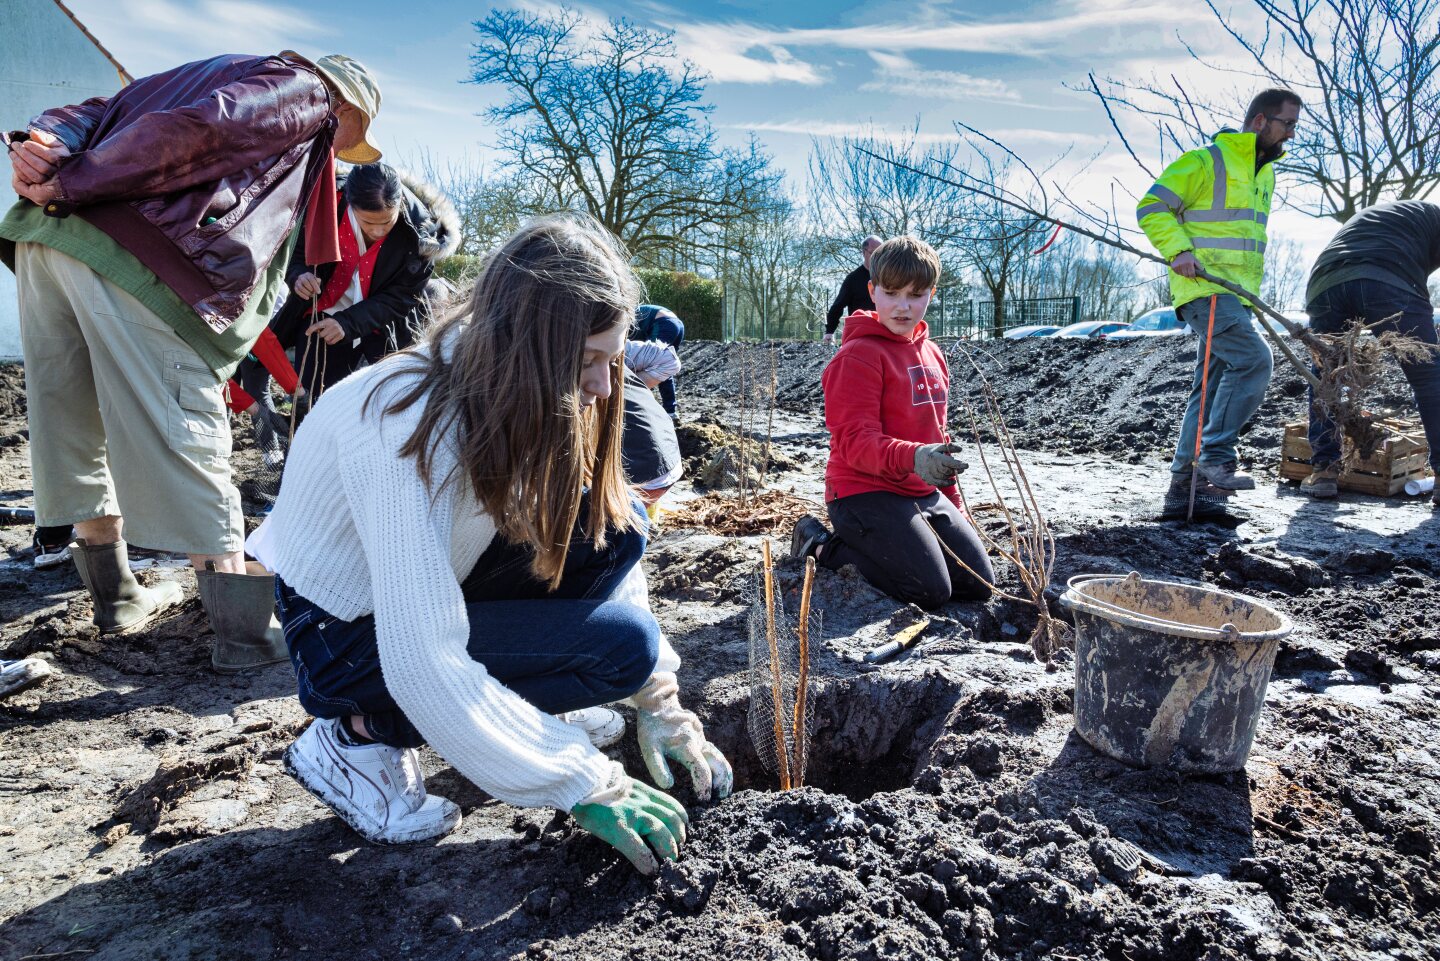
1137, 131, 1278, 308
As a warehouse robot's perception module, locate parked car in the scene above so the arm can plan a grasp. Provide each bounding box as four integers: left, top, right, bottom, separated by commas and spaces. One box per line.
1106, 307, 1184, 340
1054, 320, 1131, 339
1252, 311, 1312, 337
1002, 324, 1061, 339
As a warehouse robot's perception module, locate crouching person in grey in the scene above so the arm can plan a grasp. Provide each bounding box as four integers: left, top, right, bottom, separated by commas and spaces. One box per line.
249, 217, 731, 869
1, 51, 383, 671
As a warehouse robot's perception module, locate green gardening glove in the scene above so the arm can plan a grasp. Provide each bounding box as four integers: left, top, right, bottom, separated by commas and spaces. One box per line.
571, 775, 690, 875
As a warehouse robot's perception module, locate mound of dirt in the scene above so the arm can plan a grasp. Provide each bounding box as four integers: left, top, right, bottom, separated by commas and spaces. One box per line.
676, 417, 801, 489
2, 345, 1438, 961
680, 338, 1418, 468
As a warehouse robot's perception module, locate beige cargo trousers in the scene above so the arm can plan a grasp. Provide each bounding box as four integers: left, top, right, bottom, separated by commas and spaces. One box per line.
16, 243, 243, 557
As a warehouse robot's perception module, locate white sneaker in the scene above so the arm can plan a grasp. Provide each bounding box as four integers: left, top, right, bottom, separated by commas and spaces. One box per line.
283, 718, 461, 845
31, 533, 72, 571
559, 706, 627, 748
0, 658, 53, 699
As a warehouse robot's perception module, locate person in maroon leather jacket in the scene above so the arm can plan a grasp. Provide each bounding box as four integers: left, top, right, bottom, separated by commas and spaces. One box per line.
0, 51, 381, 674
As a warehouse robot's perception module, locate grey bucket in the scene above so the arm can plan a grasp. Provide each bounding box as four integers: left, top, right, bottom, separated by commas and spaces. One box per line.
1059, 572, 1294, 773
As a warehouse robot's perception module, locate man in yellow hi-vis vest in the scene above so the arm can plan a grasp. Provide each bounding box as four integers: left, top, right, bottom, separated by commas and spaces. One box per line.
1138, 88, 1301, 518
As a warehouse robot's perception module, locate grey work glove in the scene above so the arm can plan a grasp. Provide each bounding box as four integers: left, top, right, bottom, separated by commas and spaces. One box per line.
630, 672, 734, 802
913, 442, 968, 487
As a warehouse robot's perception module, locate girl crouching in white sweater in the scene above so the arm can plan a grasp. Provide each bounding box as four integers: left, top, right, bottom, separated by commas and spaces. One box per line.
247, 215, 731, 873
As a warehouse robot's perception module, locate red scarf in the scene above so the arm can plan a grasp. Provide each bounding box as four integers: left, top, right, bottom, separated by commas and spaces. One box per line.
314, 195, 389, 313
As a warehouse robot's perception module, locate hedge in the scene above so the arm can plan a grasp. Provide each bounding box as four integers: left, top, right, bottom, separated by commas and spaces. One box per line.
433, 259, 725, 340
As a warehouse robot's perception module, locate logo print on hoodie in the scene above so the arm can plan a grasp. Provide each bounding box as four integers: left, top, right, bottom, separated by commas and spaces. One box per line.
908, 365, 945, 406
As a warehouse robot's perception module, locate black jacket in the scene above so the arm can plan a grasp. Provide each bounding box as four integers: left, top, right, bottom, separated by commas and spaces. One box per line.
271, 168, 459, 352
1306, 200, 1440, 306
826, 264, 874, 334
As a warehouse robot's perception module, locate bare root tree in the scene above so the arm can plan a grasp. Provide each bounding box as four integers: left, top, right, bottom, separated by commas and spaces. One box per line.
1088, 0, 1440, 221
943, 345, 1066, 661
469, 8, 778, 262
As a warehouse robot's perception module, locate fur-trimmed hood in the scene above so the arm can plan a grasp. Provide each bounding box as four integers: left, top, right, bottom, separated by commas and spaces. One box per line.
395, 169, 462, 263
336, 166, 461, 263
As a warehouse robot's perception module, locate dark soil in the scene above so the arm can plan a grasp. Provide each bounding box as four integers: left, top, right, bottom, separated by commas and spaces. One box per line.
1, 347, 1437, 961
681, 336, 1417, 466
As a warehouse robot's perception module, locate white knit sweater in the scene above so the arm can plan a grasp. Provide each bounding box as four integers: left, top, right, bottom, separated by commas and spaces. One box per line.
248, 343, 678, 811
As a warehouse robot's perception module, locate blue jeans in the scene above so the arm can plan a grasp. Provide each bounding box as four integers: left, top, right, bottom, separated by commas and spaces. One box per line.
1169, 294, 1274, 473
1307, 279, 1440, 471
277, 498, 657, 748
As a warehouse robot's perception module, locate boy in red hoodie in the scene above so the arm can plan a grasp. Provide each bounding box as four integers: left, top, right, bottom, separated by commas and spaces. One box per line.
791, 236, 993, 609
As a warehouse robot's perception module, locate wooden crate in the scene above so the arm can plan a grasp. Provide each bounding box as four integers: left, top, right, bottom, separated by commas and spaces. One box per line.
1279, 417, 1431, 496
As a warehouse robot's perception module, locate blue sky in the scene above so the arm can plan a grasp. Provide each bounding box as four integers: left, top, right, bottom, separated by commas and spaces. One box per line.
62, 0, 1338, 256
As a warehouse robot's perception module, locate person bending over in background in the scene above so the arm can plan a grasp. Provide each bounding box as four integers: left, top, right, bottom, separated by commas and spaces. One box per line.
1, 50, 381, 672
791, 236, 994, 610
270, 162, 459, 395
633, 304, 685, 418
622, 366, 683, 520
250, 215, 730, 870
1299, 200, 1440, 508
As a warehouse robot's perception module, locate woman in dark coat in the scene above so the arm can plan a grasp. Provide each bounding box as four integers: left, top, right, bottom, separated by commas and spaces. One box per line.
271, 163, 460, 393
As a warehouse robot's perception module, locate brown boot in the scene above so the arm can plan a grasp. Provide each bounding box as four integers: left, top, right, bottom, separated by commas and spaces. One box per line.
1301, 462, 1340, 499
71, 539, 183, 634
197, 561, 288, 674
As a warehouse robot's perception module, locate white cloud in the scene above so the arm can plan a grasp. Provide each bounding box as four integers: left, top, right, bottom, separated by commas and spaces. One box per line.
860, 51, 1018, 103
724, 119, 966, 144
984, 127, 1108, 147
65, 0, 335, 74
668, 23, 826, 85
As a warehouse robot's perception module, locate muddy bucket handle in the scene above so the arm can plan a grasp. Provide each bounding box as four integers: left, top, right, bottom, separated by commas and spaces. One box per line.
1060, 572, 1293, 644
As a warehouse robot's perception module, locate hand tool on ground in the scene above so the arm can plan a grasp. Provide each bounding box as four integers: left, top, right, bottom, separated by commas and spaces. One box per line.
0, 506, 36, 526
864, 618, 931, 663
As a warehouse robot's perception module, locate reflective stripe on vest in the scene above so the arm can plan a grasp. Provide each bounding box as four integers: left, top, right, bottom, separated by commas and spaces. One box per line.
1180, 208, 1269, 224
1140, 184, 1185, 217
1192, 237, 1267, 253
1206, 144, 1228, 209
1140, 149, 1267, 225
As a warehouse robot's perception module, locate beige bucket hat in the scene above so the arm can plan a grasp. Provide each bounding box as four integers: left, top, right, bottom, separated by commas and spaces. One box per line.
281, 51, 382, 163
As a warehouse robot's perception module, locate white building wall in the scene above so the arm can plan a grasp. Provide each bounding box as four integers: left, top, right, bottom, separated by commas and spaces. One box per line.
0, 0, 127, 358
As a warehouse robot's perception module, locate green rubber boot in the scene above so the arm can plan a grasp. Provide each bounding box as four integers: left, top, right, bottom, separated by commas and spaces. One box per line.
71, 539, 182, 634
198, 562, 288, 674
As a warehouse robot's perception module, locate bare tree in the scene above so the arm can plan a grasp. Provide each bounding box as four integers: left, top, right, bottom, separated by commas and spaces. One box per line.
469, 8, 778, 262
943, 149, 1048, 336
1089, 0, 1440, 221
806, 125, 970, 270
412, 152, 547, 258
1261, 235, 1309, 310
725, 189, 832, 340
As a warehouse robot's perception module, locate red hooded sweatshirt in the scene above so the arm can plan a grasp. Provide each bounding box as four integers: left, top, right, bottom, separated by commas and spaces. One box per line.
822, 311, 960, 508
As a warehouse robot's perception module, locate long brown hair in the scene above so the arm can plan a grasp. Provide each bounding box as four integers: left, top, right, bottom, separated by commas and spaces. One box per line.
368, 214, 640, 589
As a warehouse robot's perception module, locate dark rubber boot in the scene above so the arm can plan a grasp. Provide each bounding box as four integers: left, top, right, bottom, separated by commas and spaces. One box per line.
71, 539, 183, 634
1159, 473, 1238, 523
198, 561, 288, 674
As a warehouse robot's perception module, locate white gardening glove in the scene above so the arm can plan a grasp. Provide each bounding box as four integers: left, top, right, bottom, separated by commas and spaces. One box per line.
629, 672, 733, 802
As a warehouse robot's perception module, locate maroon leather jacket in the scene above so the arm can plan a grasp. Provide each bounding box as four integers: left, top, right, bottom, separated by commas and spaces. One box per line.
29, 54, 335, 333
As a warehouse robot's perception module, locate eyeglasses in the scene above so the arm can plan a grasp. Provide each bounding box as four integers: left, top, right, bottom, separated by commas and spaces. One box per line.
1265, 116, 1299, 131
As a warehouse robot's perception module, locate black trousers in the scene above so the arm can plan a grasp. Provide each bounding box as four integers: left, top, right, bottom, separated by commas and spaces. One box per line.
822, 490, 994, 609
